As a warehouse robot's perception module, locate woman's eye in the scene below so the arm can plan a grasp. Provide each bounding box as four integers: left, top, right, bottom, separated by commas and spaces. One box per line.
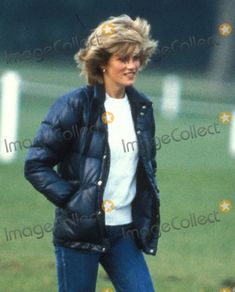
119, 56, 128, 63
133, 55, 140, 60
118, 55, 140, 63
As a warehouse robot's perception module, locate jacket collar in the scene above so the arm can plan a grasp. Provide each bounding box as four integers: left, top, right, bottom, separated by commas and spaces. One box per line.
93, 83, 152, 108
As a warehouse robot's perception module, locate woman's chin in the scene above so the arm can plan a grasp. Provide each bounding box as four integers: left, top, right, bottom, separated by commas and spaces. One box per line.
123, 79, 135, 87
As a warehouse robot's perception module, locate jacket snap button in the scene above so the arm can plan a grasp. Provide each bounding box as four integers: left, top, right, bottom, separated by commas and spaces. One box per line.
97, 180, 103, 186
103, 155, 107, 159
149, 249, 154, 253
137, 130, 141, 135
140, 112, 144, 115
142, 105, 146, 109
102, 247, 106, 252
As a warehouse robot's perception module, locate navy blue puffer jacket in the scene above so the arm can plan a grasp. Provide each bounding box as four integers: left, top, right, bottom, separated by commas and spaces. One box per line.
24, 83, 160, 255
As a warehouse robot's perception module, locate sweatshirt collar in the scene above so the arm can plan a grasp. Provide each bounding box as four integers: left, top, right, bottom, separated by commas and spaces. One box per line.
93, 83, 152, 108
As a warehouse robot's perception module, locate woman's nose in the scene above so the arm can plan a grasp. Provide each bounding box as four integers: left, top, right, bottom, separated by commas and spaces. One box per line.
126, 58, 138, 68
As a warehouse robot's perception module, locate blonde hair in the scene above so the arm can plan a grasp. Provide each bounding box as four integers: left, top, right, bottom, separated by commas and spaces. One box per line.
75, 14, 158, 85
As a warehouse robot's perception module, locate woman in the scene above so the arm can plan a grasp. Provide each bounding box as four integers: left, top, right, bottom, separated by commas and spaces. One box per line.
24, 14, 160, 292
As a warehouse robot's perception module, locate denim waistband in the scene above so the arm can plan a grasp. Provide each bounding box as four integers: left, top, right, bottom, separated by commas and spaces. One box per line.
104, 222, 134, 244
105, 222, 134, 230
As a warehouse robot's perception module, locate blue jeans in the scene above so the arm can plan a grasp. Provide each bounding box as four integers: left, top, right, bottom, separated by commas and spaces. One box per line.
54, 223, 155, 292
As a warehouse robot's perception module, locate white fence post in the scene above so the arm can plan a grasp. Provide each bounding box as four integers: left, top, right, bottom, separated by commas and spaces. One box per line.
0, 71, 21, 163
161, 75, 181, 119
229, 110, 235, 157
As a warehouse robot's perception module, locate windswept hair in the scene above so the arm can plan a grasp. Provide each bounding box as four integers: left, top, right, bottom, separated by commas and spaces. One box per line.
75, 14, 158, 85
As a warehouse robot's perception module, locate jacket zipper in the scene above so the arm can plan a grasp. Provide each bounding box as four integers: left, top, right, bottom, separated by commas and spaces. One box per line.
97, 130, 111, 241
136, 125, 158, 198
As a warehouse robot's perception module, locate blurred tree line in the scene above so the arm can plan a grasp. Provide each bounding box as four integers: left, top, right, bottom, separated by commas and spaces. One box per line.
0, 0, 234, 80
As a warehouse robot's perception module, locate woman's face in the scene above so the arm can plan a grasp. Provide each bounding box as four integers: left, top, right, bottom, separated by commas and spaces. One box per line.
104, 53, 141, 88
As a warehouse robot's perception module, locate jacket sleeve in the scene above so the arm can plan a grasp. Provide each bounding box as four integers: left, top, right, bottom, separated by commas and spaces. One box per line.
24, 93, 81, 208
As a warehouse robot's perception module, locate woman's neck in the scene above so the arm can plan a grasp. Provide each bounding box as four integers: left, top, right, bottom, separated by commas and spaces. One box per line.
104, 81, 125, 99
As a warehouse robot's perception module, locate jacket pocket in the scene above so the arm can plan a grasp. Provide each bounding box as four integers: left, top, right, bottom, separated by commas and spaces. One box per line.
53, 208, 101, 243
65, 185, 97, 214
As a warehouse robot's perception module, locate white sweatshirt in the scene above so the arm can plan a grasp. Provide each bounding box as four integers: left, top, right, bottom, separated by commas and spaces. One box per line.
103, 92, 139, 226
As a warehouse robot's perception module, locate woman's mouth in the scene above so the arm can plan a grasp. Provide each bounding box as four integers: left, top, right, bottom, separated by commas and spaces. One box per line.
124, 72, 136, 77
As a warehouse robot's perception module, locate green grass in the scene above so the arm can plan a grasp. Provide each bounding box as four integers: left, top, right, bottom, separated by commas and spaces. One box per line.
0, 61, 234, 291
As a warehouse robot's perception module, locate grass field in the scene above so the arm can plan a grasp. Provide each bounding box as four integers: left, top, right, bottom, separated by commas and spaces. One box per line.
0, 61, 234, 292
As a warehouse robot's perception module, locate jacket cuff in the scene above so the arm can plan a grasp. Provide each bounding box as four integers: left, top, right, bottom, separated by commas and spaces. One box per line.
143, 246, 157, 256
